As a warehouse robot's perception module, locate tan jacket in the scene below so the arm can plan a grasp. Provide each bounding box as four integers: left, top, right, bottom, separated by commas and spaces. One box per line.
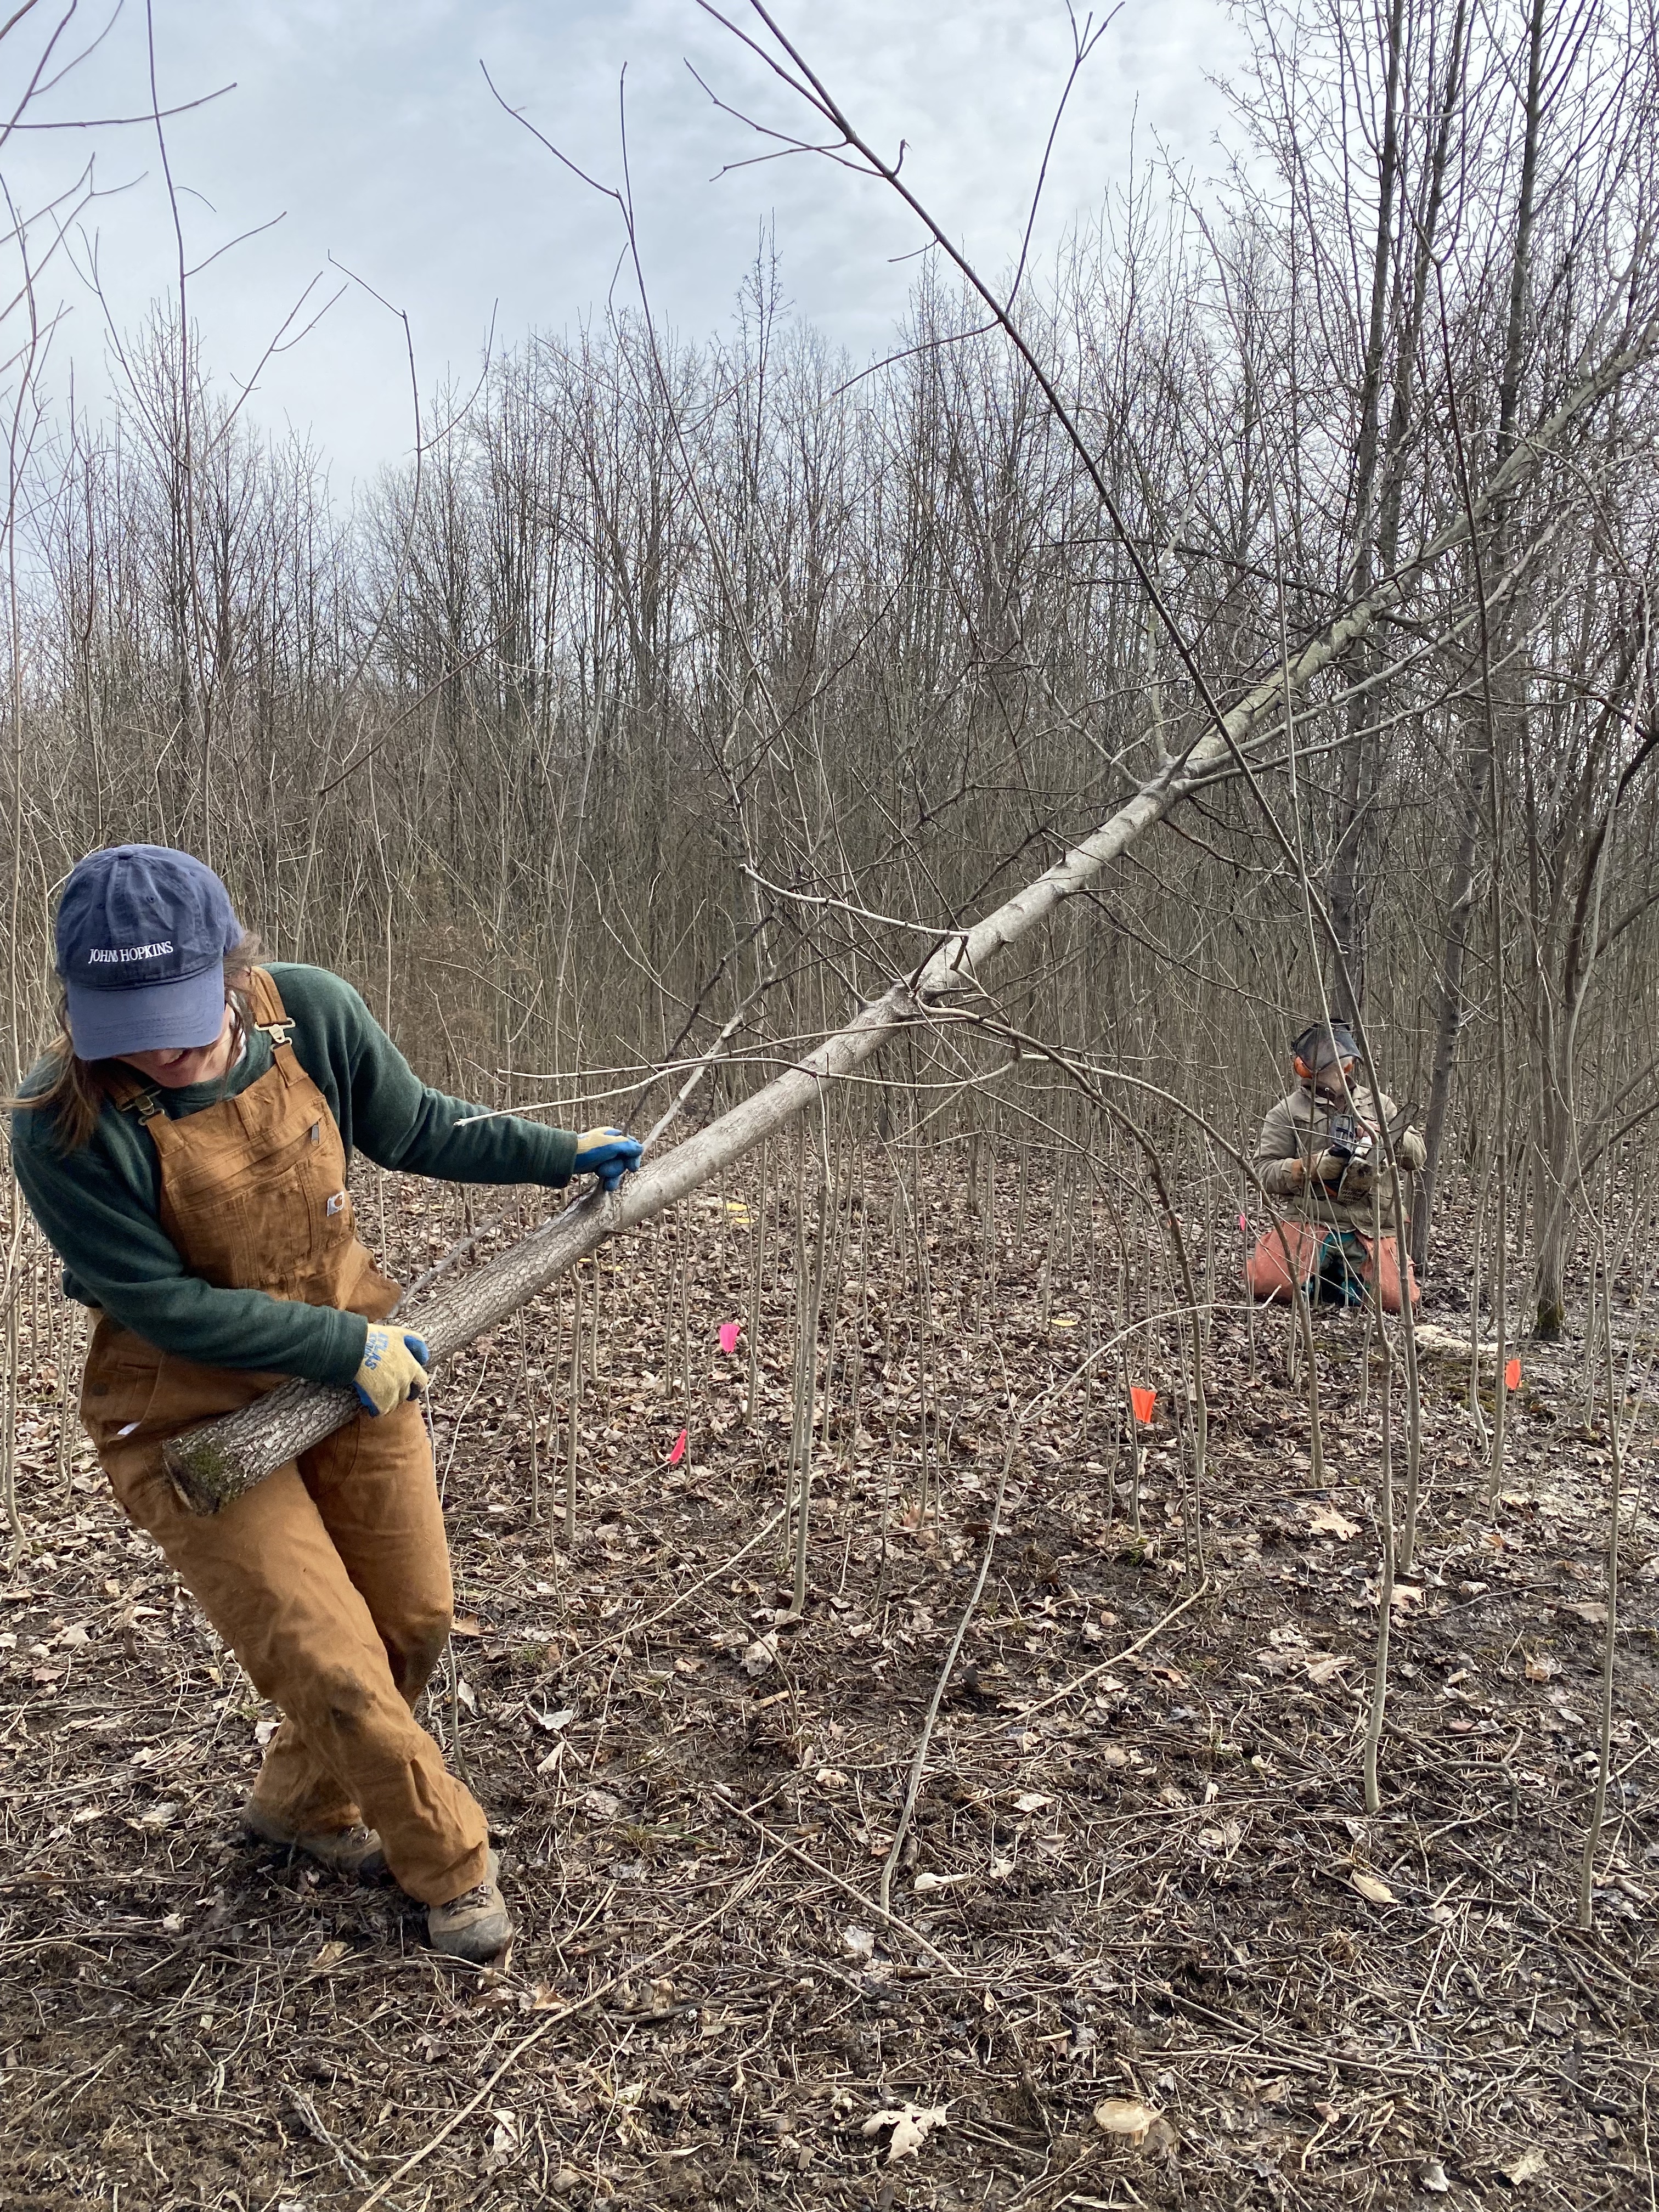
1255, 1082, 1426, 1234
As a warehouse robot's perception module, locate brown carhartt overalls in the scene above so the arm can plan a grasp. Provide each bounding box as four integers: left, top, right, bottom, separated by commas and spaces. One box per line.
78, 969, 489, 1905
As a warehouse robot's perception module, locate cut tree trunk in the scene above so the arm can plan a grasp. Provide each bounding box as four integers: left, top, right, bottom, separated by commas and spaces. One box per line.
162, 335, 1654, 1511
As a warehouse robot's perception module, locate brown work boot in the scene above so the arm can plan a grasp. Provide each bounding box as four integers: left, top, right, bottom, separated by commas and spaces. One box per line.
427, 1849, 512, 1965
243, 1804, 387, 1877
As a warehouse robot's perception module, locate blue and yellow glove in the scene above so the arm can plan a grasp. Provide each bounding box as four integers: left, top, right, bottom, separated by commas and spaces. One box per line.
574, 1125, 642, 1192
354, 1327, 431, 1415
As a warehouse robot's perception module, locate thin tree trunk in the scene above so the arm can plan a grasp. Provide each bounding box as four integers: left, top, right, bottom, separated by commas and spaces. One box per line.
1413, 0, 1548, 1270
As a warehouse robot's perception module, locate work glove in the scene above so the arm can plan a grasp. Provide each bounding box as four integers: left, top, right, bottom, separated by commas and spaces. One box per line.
354, 1327, 431, 1417
574, 1125, 642, 1192
1313, 1149, 1348, 1183
1341, 1157, 1376, 1198
1398, 1128, 1427, 1171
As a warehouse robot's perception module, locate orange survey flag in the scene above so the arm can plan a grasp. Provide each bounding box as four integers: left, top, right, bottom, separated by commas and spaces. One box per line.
1130, 1386, 1157, 1425
1504, 1358, 1521, 1391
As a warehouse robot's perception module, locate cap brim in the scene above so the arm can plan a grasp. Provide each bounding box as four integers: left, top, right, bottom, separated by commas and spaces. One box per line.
66, 964, 226, 1060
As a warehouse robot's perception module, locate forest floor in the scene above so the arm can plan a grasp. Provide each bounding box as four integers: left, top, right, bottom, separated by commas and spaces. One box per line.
0, 1155, 1654, 2211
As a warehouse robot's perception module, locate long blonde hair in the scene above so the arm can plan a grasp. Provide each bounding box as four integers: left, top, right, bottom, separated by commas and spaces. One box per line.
10, 930, 268, 1153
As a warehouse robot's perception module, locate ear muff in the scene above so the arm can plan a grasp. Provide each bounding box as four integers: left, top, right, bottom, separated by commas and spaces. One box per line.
1293, 1056, 1314, 1081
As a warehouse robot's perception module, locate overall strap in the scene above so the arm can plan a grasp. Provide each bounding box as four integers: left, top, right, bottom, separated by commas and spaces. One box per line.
105, 1067, 165, 1123
246, 966, 298, 1052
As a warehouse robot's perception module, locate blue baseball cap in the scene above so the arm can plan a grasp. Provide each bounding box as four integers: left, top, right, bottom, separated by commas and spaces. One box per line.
56, 845, 241, 1061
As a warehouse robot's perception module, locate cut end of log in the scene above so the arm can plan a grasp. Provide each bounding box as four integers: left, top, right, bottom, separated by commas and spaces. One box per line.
164, 1430, 246, 1516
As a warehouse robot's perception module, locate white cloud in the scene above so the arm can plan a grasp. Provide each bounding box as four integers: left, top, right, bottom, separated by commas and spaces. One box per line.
0, 0, 1244, 486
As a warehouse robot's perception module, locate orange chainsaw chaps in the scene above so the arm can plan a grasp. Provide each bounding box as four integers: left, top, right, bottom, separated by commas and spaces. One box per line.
1363, 1233, 1420, 1315
1245, 1220, 1420, 1313
1245, 1220, 1323, 1302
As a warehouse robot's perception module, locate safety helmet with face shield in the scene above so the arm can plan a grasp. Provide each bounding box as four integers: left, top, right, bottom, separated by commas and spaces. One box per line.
1291, 1020, 1358, 1101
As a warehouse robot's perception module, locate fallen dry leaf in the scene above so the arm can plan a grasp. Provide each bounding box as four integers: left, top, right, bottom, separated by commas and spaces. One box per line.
1308, 1505, 1361, 1541
742, 1632, 778, 1678
1012, 1790, 1053, 1815
1350, 1871, 1395, 1905
484, 2108, 520, 2173
862, 2103, 950, 2162
1306, 1654, 1351, 1685
1197, 1819, 1244, 1852
1499, 2147, 1547, 2185
1420, 2157, 1451, 2193
314, 1939, 349, 1968
913, 1870, 975, 1894
1094, 2097, 1160, 2146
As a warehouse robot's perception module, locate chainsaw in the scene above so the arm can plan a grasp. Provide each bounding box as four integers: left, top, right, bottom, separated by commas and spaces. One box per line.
1323, 1098, 1418, 1199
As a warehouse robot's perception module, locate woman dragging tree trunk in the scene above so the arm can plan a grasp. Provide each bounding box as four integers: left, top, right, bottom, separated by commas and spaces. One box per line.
9, 845, 640, 1963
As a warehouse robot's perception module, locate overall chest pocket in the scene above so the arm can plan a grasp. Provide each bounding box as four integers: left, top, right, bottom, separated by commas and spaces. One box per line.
160, 1102, 352, 1299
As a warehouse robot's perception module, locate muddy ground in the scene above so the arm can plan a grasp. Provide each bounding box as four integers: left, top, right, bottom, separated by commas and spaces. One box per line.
0, 1158, 1652, 2210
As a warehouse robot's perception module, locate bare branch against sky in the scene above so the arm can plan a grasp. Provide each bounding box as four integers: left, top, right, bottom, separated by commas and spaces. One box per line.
0, 0, 1240, 486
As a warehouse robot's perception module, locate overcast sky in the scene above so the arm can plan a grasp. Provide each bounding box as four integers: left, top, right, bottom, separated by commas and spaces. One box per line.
2, 1, 1244, 492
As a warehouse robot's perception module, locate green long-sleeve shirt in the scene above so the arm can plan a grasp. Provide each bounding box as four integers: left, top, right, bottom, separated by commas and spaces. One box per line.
10, 962, 580, 1386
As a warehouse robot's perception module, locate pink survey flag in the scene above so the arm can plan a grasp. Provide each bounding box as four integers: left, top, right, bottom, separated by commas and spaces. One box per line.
666, 1428, 687, 1466
718, 1321, 742, 1355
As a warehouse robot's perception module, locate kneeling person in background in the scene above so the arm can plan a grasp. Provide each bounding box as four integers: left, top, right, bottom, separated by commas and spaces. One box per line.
1246, 1018, 1425, 1313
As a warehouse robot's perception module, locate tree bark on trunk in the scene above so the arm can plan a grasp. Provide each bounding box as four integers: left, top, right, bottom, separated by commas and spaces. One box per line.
1410, 715, 1491, 1271
1325, 0, 1408, 1022
1414, 0, 1547, 1272
1532, 1070, 1573, 1339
